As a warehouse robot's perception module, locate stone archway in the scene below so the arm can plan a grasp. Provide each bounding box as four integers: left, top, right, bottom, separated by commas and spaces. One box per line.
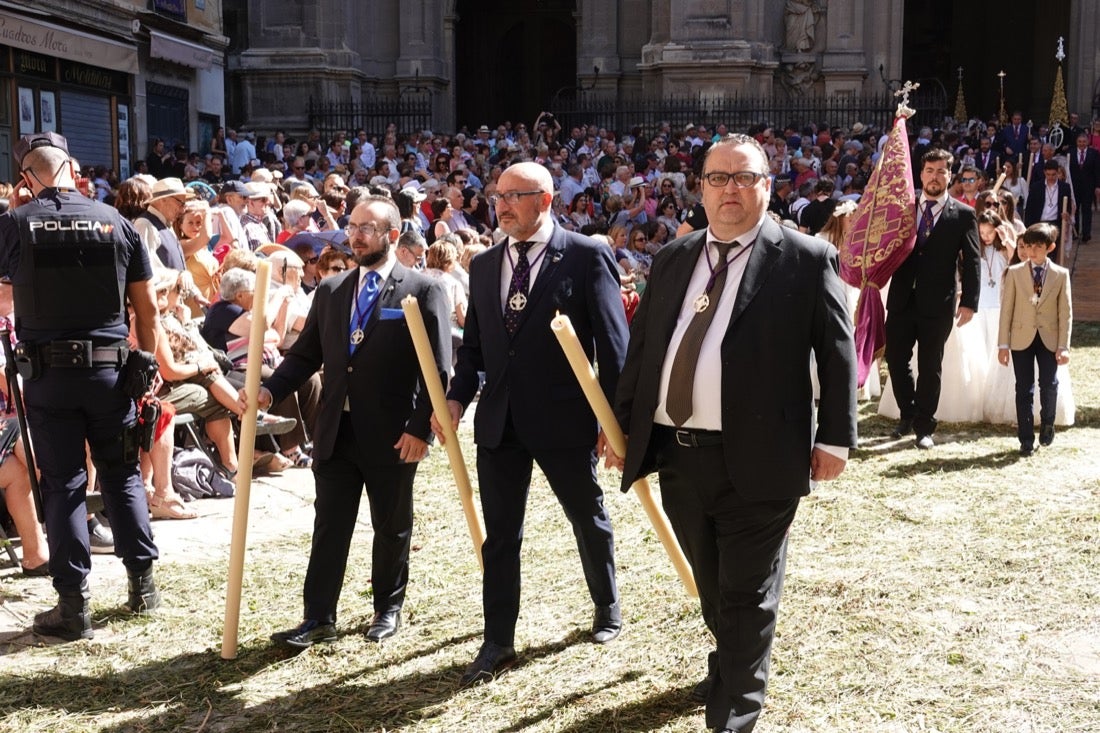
453, 0, 576, 132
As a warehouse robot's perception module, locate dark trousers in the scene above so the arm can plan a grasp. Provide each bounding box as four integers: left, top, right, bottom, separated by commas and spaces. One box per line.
1011, 333, 1059, 447
1073, 192, 1093, 239
654, 432, 799, 733
303, 413, 416, 624
884, 303, 954, 435
23, 366, 158, 594
476, 414, 617, 647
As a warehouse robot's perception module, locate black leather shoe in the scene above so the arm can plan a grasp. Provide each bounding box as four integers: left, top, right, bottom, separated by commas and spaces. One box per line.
365, 610, 401, 642
1019, 444, 1034, 457
590, 603, 622, 644
459, 641, 517, 687
271, 619, 337, 650
891, 418, 913, 438
1039, 425, 1055, 447
688, 672, 714, 704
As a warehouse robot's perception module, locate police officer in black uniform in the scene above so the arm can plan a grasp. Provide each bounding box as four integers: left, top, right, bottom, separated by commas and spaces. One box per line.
0, 132, 161, 641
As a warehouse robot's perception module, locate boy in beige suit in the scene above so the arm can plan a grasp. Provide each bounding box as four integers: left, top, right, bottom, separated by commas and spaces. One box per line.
998, 223, 1072, 456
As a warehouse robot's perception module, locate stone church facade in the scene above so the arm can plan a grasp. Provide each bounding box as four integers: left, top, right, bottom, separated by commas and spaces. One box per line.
225, 0, 1097, 136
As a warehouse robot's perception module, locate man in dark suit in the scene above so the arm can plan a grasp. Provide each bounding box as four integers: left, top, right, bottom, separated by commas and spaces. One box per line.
998, 112, 1029, 158
974, 137, 1000, 181
433, 162, 629, 687
1068, 132, 1099, 242
259, 195, 451, 649
609, 134, 857, 733
1025, 160, 1074, 262
885, 148, 981, 449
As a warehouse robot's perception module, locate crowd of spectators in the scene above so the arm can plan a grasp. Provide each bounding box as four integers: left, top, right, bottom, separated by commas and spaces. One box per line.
1, 106, 1096, 556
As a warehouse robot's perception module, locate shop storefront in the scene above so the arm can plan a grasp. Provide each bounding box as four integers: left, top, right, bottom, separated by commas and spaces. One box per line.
0, 9, 137, 180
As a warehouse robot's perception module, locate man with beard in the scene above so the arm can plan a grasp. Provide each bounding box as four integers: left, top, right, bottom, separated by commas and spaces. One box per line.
884, 148, 980, 449
255, 196, 451, 648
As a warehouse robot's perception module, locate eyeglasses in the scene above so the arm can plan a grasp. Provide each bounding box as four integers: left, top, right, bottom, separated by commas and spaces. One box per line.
493, 190, 542, 205
345, 222, 387, 238
327, 265, 347, 272
960, 177, 977, 183
702, 171, 765, 188
306, 256, 319, 264
661, 182, 673, 187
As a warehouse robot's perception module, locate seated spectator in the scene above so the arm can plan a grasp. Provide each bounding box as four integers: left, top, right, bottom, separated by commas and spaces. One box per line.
201, 268, 320, 468
424, 236, 468, 363
315, 249, 349, 283
260, 247, 311, 351
0, 422, 49, 574
175, 200, 218, 316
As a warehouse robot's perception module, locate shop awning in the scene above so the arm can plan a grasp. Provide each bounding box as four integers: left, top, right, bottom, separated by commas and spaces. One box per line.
0, 9, 138, 74
149, 29, 218, 70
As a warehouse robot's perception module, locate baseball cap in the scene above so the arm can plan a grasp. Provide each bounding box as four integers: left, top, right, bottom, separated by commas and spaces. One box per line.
14, 132, 70, 166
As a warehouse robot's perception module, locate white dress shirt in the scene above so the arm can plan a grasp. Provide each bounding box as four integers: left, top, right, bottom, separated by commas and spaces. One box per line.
655, 216, 849, 460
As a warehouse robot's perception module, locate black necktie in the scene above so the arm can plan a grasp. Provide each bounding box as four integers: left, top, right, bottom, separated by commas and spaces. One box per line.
665, 241, 735, 426
504, 242, 533, 335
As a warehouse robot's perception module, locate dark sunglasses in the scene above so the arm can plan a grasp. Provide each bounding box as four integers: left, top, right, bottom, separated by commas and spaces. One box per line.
307, 256, 319, 264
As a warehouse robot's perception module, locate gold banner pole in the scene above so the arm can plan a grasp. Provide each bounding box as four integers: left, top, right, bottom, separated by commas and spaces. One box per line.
550, 314, 698, 598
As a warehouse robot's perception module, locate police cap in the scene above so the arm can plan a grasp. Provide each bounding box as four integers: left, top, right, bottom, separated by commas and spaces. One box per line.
14, 132, 70, 167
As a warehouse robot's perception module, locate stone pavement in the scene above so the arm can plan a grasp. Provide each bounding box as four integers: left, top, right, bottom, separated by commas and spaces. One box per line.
0, 467, 319, 651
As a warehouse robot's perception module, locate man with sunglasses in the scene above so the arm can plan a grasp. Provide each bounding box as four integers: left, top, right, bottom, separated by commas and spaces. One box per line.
609, 134, 857, 733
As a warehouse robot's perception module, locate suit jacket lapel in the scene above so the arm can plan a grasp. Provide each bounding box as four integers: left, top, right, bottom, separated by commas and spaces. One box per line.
727, 218, 782, 328
655, 231, 707, 342
482, 243, 508, 333
518, 228, 566, 331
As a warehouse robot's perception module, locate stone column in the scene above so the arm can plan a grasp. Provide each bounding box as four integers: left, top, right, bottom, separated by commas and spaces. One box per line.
640, 0, 778, 97
821, 0, 869, 97
1067, 0, 1098, 117
577, 0, 623, 96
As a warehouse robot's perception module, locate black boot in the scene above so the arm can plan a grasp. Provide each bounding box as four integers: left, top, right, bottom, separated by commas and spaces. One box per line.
126, 566, 161, 614
33, 581, 93, 641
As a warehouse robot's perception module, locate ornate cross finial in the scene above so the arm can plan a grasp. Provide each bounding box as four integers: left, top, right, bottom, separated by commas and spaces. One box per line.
957, 66, 964, 81
1056, 37, 1065, 62
894, 80, 919, 119
997, 70, 1006, 80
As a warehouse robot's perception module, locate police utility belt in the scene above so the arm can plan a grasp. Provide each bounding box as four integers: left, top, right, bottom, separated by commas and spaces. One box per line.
16, 340, 129, 372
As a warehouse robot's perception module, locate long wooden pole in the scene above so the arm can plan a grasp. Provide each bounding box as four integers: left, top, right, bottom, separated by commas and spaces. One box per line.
550, 315, 698, 598
221, 260, 271, 660
400, 295, 485, 569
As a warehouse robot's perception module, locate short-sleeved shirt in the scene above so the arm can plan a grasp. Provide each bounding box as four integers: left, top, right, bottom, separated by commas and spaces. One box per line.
0, 190, 152, 343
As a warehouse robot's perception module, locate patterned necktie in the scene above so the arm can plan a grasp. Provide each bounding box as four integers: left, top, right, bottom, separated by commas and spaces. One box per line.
665, 240, 735, 427
916, 200, 935, 248
349, 270, 382, 353
503, 241, 533, 336
1032, 265, 1044, 296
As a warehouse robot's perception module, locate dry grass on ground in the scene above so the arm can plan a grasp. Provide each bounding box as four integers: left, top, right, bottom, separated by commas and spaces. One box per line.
0, 326, 1097, 732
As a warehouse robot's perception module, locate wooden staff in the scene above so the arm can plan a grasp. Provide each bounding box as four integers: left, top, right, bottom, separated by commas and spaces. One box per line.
400, 295, 485, 569
991, 170, 1007, 195
550, 315, 698, 598
1061, 195, 1071, 265
221, 260, 271, 660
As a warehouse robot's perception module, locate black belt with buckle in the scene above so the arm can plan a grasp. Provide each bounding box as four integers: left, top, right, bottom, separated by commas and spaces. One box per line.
39, 340, 128, 368
656, 425, 724, 448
